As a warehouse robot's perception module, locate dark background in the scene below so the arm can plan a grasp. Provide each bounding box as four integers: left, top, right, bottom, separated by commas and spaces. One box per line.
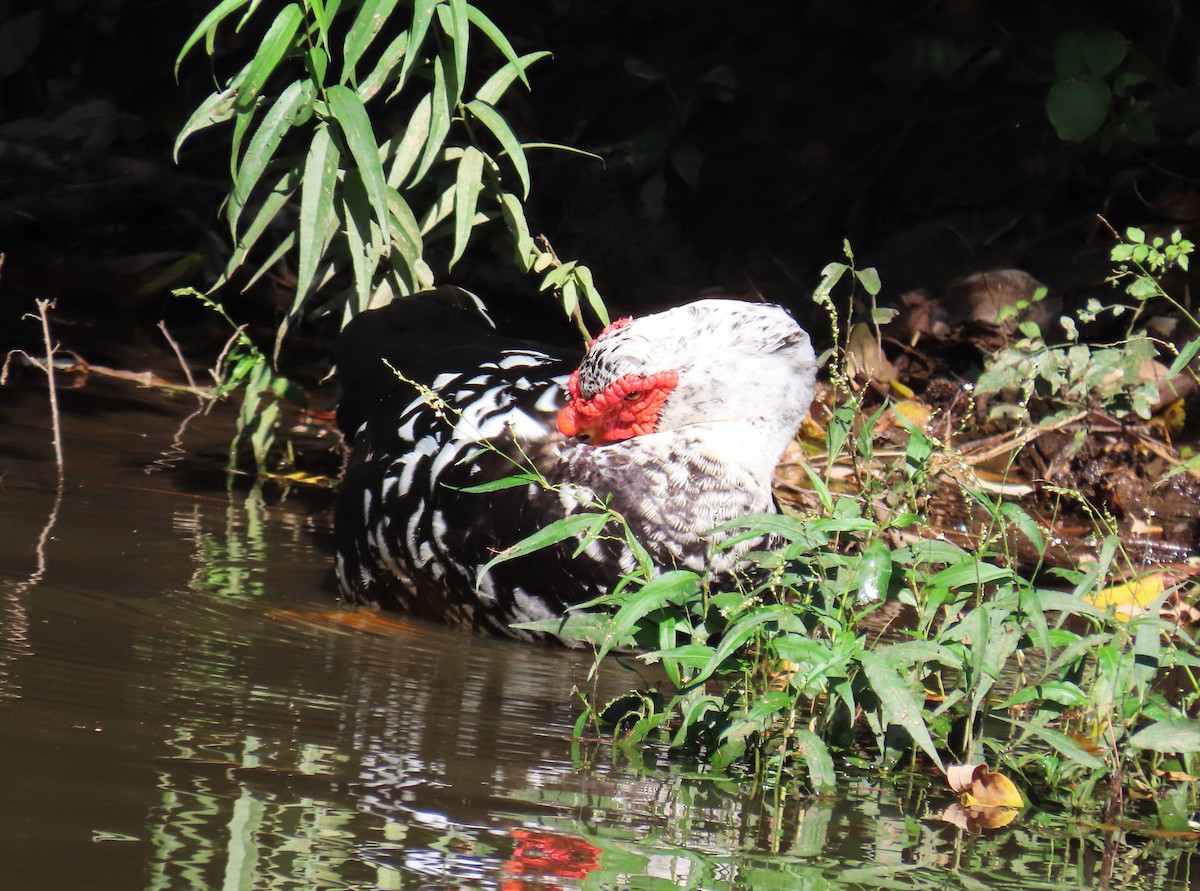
1, 0, 1198, 361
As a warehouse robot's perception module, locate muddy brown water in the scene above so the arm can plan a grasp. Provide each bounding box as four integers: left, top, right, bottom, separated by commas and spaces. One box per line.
1, 374, 1197, 890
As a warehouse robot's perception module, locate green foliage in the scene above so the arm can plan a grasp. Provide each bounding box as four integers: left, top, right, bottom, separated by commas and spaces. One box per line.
1046, 30, 1157, 145
175, 287, 306, 473
493, 248, 1199, 814
176, 0, 607, 344
977, 226, 1195, 424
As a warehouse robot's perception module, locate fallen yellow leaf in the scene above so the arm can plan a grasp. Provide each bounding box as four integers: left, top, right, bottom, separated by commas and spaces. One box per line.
1087, 572, 1168, 619
946, 763, 1024, 808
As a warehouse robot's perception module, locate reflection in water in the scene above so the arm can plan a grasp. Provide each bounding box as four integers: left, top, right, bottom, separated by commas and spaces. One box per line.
1, 377, 1198, 891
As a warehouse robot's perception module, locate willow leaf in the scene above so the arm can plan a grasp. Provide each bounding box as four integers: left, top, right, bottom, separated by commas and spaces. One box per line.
357, 29, 408, 101
449, 146, 484, 268
234, 3, 304, 112
411, 52, 451, 185
385, 187, 424, 286
386, 93, 431, 186
176, 0, 254, 72
174, 87, 238, 160
438, 0, 469, 106
575, 265, 609, 326
216, 169, 300, 288
230, 79, 311, 235
419, 183, 456, 235
240, 230, 296, 293
859, 649, 944, 771
497, 191, 533, 267
477, 513, 612, 586
466, 98, 529, 197
476, 51, 550, 105
597, 571, 701, 663
297, 123, 340, 303
398, 0, 436, 90
465, 5, 528, 90
343, 0, 402, 83
328, 84, 390, 247
341, 175, 377, 314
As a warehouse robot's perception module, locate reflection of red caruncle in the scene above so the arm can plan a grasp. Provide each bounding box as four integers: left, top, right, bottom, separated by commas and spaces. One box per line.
501, 829, 602, 886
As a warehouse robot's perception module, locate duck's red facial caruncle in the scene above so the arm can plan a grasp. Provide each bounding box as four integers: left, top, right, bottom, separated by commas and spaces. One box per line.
556, 368, 679, 445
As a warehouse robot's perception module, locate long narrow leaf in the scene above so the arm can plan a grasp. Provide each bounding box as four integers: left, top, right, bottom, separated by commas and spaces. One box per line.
466, 99, 529, 197
233, 3, 304, 112
439, 0, 469, 106
476, 51, 550, 105
694, 606, 802, 686
387, 93, 431, 186
309, 0, 330, 52
497, 191, 533, 268
341, 174, 378, 313
230, 79, 312, 235
792, 728, 837, 793
419, 183, 456, 235
229, 97, 256, 183
297, 123, 341, 303
328, 84, 390, 247
240, 230, 296, 292
411, 52, 452, 185
450, 146, 485, 268
357, 29, 409, 101
398, 0, 436, 90
1129, 718, 1200, 753
1002, 716, 1107, 768
859, 649, 944, 771
575, 266, 609, 326
477, 513, 612, 584
176, 0, 254, 72
343, 0, 402, 83
1168, 336, 1200, 378
385, 187, 424, 280
465, 5, 528, 89
596, 571, 700, 663
216, 168, 300, 288
174, 87, 238, 160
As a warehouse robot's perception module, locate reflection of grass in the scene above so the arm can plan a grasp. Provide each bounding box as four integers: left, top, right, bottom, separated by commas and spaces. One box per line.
182, 484, 269, 601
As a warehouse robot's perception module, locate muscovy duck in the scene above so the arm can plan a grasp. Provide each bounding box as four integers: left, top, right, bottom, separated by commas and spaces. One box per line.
334, 287, 817, 638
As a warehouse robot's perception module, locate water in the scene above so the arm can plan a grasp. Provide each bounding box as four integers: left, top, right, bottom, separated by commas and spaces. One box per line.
1, 374, 1196, 890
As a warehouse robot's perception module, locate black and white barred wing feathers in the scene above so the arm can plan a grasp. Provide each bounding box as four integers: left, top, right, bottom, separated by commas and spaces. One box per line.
334, 291, 818, 638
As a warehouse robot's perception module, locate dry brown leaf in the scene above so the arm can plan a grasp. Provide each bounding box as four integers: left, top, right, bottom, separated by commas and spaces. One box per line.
945, 763, 1024, 808
940, 803, 1019, 832
846, 323, 897, 384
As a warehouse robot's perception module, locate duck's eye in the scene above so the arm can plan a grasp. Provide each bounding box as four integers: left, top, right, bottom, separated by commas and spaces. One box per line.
623, 391, 645, 403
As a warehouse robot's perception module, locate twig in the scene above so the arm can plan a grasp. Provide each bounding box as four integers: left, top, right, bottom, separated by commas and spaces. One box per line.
157, 319, 203, 402
35, 300, 64, 477
2, 299, 64, 477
